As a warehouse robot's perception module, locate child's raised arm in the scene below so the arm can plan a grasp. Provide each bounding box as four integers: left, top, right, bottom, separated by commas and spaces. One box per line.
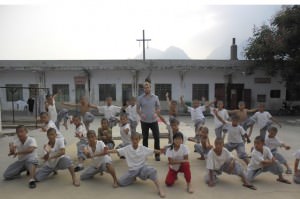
166, 92, 171, 106
212, 109, 226, 125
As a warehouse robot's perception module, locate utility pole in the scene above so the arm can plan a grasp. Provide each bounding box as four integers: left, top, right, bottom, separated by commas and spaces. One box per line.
136, 30, 151, 61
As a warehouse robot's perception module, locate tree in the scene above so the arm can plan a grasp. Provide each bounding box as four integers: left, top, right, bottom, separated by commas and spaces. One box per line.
244, 5, 300, 100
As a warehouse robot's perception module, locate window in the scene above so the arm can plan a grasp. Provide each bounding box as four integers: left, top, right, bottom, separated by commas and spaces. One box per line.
257, 94, 266, 102
270, 90, 281, 98
192, 84, 209, 100
52, 84, 69, 102
6, 84, 23, 101
122, 84, 132, 104
254, 77, 271, 84
155, 84, 171, 101
29, 84, 39, 98
99, 84, 116, 101
138, 84, 144, 96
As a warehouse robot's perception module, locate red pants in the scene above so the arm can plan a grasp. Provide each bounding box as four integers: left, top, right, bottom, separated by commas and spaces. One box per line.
165, 162, 191, 186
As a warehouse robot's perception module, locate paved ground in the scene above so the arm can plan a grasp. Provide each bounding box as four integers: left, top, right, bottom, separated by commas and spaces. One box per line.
0, 115, 299, 199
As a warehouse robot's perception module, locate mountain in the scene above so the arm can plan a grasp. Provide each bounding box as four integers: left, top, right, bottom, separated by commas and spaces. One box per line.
135, 46, 190, 59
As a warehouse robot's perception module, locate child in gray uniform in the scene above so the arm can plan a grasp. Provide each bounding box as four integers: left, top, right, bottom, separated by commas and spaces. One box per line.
294, 149, 300, 184
80, 130, 118, 188
35, 128, 80, 186
108, 133, 165, 198
3, 125, 38, 189
246, 136, 291, 184
205, 138, 255, 190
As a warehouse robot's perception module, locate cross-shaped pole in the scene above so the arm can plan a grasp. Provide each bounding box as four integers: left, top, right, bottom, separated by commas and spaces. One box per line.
136, 30, 151, 61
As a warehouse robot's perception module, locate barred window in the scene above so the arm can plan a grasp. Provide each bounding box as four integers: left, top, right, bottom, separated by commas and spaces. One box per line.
257, 94, 266, 102
192, 84, 209, 100
99, 84, 116, 101
52, 84, 69, 102
122, 84, 132, 104
138, 84, 144, 96
29, 84, 39, 98
6, 84, 23, 101
270, 90, 280, 98
155, 84, 171, 101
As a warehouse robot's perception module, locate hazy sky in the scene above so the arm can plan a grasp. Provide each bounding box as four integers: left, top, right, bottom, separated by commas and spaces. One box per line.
0, 1, 290, 60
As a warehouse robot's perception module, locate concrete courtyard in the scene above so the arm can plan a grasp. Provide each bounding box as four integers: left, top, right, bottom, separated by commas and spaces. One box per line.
0, 115, 299, 199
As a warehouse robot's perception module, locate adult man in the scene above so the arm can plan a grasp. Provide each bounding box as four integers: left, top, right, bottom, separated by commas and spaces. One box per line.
137, 79, 161, 161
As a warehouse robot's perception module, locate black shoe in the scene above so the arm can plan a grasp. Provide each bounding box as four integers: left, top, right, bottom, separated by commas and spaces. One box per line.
155, 156, 160, 161
74, 166, 84, 172
53, 170, 58, 175
120, 156, 126, 159
28, 180, 36, 189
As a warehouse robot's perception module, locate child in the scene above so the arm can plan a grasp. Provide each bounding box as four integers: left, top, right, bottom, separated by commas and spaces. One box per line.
80, 130, 118, 188
35, 128, 80, 186
180, 96, 214, 136
72, 115, 88, 172
193, 126, 213, 160
40, 112, 65, 142
214, 111, 250, 165
108, 133, 165, 198
97, 96, 122, 129
125, 96, 139, 134
45, 93, 58, 124
210, 100, 229, 139
62, 96, 98, 130
228, 101, 257, 139
294, 149, 300, 184
250, 103, 281, 138
246, 136, 291, 184
98, 118, 115, 149
3, 125, 38, 189
264, 126, 292, 174
165, 117, 187, 145
116, 113, 131, 150
205, 138, 256, 190
166, 92, 178, 122
165, 133, 193, 193
56, 108, 70, 130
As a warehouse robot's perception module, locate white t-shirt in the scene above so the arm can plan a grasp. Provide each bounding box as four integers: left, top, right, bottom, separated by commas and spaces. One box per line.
166, 144, 189, 171
120, 123, 131, 145
126, 105, 139, 122
252, 111, 272, 129
97, 105, 121, 119
294, 150, 300, 170
187, 106, 206, 122
206, 148, 233, 170
224, 124, 246, 143
45, 138, 65, 168
14, 136, 38, 161
117, 145, 153, 170
75, 123, 87, 141
44, 120, 64, 139
48, 100, 58, 123
264, 135, 283, 151
248, 146, 273, 170
87, 140, 111, 168
211, 108, 229, 128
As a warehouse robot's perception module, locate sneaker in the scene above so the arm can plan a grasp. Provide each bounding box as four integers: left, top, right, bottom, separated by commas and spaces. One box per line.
28, 180, 36, 189
74, 166, 84, 172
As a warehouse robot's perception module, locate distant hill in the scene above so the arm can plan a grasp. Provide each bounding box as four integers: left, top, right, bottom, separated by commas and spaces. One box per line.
135, 46, 190, 59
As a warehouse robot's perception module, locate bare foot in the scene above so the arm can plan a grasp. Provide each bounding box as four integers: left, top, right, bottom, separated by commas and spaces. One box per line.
187, 185, 194, 193
197, 156, 205, 160
73, 178, 80, 187
112, 182, 119, 188
158, 190, 166, 198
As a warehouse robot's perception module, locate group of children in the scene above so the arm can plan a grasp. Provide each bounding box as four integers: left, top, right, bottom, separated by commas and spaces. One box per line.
3, 94, 300, 197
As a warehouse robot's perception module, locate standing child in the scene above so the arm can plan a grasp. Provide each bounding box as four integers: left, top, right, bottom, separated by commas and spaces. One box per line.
3, 125, 38, 189
165, 92, 178, 122
293, 149, 300, 184
180, 96, 214, 137
72, 115, 88, 172
165, 133, 193, 193
125, 97, 139, 134
45, 93, 58, 125
250, 103, 281, 138
35, 128, 80, 186
210, 101, 229, 139
80, 130, 118, 187
205, 138, 256, 190
228, 101, 257, 139
97, 97, 122, 129
214, 111, 250, 165
264, 126, 292, 174
98, 118, 115, 149
193, 126, 213, 160
116, 113, 131, 150
246, 136, 291, 184
108, 133, 165, 198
